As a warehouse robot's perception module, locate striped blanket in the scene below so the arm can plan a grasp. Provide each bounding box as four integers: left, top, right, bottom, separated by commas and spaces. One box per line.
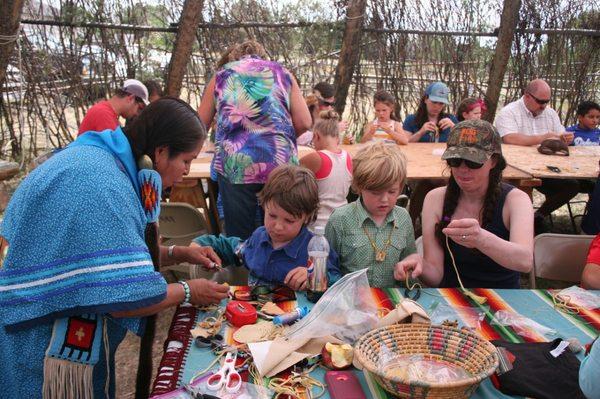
151, 287, 600, 398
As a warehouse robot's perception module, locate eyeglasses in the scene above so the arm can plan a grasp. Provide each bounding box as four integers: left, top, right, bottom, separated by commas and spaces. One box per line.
232, 285, 296, 303
446, 158, 484, 169
526, 92, 550, 105
319, 99, 335, 107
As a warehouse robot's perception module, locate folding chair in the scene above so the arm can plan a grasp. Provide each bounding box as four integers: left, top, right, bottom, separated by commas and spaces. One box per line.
159, 201, 209, 245
159, 202, 248, 285
530, 233, 595, 288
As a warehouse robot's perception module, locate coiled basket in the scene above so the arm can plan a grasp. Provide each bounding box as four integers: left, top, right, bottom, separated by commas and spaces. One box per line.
354, 323, 499, 398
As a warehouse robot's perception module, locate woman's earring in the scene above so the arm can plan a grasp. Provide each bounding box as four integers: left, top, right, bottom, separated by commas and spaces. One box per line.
138, 154, 153, 171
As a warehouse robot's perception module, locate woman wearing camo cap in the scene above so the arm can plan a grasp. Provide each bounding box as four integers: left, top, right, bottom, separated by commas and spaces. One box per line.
395, 119, 534, 288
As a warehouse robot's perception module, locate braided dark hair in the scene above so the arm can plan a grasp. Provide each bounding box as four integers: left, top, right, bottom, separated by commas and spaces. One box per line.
435, 154, 507, 245
125, 97, 206, 398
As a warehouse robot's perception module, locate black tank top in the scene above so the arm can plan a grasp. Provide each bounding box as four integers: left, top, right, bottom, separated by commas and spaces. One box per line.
441, 183, 520, 289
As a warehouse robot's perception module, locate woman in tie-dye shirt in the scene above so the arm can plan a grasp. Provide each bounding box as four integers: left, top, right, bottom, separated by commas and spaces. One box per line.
199, 40, 311, 239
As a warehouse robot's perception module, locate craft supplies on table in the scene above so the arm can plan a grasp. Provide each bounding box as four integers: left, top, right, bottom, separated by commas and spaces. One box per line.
206, 351, 242, 393
151, 287, 600, 399
225, 301, 257, 327
272, 306, 309, 326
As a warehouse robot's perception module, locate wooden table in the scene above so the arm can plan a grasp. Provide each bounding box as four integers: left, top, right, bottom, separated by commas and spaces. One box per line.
150, 287, 600, 398
185, 143, 538, 196
502, 144, 600, 179
178, 142, 600, 231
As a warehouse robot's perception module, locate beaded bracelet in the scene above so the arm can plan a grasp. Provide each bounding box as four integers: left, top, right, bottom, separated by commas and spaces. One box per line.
178, 280, 191, 304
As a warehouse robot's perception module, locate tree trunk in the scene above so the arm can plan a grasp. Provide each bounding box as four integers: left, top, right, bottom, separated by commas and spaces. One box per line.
0, 0, 25, 87
484, 0, 521, 122
164, 0, 204, 97
333, 0, 367, 116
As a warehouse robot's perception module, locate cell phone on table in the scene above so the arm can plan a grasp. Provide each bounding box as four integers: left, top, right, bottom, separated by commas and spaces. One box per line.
325, 370, 367, 399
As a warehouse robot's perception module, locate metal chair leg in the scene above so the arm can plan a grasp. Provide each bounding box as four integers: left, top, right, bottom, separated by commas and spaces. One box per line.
567, 201, 578, 234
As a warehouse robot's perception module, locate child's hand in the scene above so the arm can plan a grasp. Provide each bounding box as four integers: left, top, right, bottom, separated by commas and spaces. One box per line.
394, 253, 423, 281
338, 120, 349, 133
284, 267, 308, 291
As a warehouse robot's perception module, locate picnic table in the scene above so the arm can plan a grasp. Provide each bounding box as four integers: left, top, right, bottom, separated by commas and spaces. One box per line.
150, 287, 600, 399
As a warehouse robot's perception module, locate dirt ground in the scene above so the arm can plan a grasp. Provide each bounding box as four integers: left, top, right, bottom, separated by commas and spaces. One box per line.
115, 308, 175, 399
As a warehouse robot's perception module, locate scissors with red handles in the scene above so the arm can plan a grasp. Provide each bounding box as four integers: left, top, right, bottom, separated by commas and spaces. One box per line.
206, 351, 242, 393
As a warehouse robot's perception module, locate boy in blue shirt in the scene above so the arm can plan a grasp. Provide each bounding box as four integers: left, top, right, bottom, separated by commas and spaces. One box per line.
567, 101, 600, 146
192, 164, 340, 290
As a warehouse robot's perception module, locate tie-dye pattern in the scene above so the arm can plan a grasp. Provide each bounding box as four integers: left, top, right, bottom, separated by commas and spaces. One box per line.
213, 56, 298, 184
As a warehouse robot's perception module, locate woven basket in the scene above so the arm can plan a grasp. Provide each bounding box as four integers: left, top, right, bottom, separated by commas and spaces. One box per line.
354, 324, 498, 399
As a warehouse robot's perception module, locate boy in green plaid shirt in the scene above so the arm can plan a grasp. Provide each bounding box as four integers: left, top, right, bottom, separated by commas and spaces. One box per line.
325, 142, 420, 287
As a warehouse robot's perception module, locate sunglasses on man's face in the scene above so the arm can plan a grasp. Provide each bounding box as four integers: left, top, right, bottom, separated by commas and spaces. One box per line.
319, 99, 335, 107
527, 92, 550, 105
446, 158, 484, 169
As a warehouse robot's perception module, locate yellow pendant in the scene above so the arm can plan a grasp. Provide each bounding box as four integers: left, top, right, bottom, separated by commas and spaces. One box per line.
376, 250, 386, 262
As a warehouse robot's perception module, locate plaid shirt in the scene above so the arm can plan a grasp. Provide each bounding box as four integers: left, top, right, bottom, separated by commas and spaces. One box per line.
325, 199, 416, 288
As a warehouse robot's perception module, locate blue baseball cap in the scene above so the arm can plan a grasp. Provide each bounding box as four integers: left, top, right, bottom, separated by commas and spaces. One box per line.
425, 82, 450, 104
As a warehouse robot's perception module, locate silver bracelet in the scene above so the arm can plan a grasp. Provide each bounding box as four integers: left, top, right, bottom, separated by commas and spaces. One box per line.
178, 280, 191, 304
168, 245, 176, 259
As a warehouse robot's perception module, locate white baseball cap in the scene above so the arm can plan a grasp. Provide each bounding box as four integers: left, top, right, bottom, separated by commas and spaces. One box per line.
122, 79, 149, 105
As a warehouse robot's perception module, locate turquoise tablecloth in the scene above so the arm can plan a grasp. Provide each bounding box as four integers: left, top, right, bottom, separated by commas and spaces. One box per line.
152, 287, 599, 398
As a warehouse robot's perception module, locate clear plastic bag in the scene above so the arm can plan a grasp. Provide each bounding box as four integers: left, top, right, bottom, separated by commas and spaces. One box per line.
557, 286, 600, 310
491, 309, 556, 340
285, 269, 378, 343
428, 301, 486, 330
379, 351, 471, 384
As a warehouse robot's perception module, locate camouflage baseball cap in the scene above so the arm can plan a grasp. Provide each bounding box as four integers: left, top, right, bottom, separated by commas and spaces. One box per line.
441, 119, 502, 164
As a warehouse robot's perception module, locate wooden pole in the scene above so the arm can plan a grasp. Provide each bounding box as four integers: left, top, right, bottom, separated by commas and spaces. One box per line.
484, 0, 521, 122
164, 0, 204, 97
0, 0, 25, 86
333, 0, 367, 116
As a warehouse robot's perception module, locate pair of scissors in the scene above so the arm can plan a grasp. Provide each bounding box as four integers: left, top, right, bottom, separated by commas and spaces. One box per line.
206, 351, 242, 393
